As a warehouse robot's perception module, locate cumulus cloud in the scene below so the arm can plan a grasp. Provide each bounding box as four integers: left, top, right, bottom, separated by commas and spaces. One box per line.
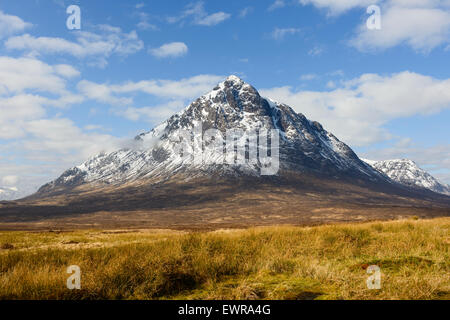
0, 11, 32, 38
0, 56, 84, 139
260, 71, 450, 147
5, 25, 144, 67
0, 94, 47, 139
298, 0, 450, 52
77, 80, 133, 106
0, 56, 78, 95
350, 2, 450, 52
54, 64, 81, 78
149, 42, 188, 58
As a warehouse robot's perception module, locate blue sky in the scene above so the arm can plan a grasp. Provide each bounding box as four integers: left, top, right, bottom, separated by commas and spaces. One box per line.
0, 0, 449, 198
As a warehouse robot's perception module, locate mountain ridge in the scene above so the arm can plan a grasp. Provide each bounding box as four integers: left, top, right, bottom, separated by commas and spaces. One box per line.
362, 158, 450, 196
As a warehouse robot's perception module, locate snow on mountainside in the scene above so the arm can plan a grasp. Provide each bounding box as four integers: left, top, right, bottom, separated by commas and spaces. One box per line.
38, 76, 385, 194
362, 159, 450, 196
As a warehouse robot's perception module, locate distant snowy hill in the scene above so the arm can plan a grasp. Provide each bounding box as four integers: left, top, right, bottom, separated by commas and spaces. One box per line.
362, 159, 450, 196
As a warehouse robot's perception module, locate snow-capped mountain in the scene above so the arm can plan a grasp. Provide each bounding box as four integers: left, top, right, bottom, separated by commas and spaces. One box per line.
38, 75, 385, 195
363, 159, 450, 196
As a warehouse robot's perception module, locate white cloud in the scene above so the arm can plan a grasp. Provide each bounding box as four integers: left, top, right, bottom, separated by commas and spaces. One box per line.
135, 11, 158, 31
77, 80, 133, 106
84, 124, 104, 131
117, 100, 186, 123
77, 75, 225, 129
298, 0, 377, 15
109, 74, 224, 99
0, 11, 32, 38
298, 0, 450, 52
0, 56, 77, 95
268, 0, 286, 11
0, 56, 85, 139
0, 117, 122, 199
77, 75, 224, 127
23, 118, 120, 157
168, 2, 231, 26
137, 20, 158, 31
149, 42, 188, 58
196, 12, 231, 26
260, 71, 450, 147
351, 2, 450, 52
0, 56, 84, 140
270, 27, 301, 40
1, 175, 18, 186
6, 25, 144, 67
54, 64, 81, 78
0, 55, 121, 199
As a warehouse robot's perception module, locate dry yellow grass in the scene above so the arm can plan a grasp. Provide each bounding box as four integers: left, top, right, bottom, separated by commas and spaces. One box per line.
0, 218, 448, 300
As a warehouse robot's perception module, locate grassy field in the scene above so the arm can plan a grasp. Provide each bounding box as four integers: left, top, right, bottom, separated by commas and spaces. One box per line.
0, 217, 448, 300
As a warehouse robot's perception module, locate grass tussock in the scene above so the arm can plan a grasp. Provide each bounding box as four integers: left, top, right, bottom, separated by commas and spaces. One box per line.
0, 218, 448, 300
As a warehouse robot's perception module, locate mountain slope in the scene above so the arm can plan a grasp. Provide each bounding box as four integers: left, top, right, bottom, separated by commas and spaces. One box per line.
363, 158, 450, 196
38, 75, 385, 195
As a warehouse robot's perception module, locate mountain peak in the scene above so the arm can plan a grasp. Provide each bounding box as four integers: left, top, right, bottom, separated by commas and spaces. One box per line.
363, 158, 450, 195
224, 74, 245, 83
207, 75, 253, 96
37, 76, 387, 194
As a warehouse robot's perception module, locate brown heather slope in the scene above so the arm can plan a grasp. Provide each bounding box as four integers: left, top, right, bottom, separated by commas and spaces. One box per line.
0, 172, 448, 231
